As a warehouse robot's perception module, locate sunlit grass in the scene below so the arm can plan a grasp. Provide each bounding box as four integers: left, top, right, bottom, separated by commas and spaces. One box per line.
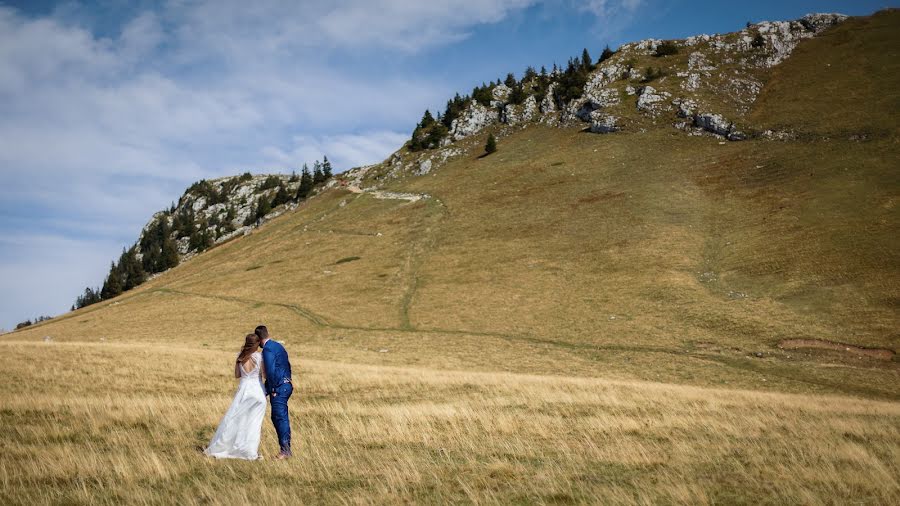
1, 341, 898, 505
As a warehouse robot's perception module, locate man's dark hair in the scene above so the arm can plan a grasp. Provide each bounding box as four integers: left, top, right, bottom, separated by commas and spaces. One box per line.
255, 325, 269, 340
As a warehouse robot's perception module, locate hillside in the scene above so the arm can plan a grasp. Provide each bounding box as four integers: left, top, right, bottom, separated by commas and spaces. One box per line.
16, 9, 898, 395
3, 10, 899, 505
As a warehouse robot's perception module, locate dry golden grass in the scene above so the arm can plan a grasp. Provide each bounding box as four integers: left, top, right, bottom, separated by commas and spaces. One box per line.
2, 341, 898, 505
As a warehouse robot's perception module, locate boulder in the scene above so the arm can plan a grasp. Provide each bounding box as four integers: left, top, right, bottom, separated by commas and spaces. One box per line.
636, 86, 672, 116
590, 113, 620, 134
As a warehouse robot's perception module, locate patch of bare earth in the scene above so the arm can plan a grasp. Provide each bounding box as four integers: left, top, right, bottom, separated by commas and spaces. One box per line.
778, 339, 896, 361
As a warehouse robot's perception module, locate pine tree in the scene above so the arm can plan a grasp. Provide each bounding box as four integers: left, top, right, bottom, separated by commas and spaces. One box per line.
582, 48, 593, 70
255, 196, 272, 222
289, 170, 299, 183
161, 236, 179, 269
485, 133, 497, 155
322, 156, 333, 179
296, 165, 314, 200
272, 185, 290, 208
313, 161, 325, 184
504, 72, 517, 88
122, 247, 145, 291
509, 84, 527, 105
101, 261, 124, 299
523, 66, 537, 82
599, 45, 616, 63
420, 110, 435, 128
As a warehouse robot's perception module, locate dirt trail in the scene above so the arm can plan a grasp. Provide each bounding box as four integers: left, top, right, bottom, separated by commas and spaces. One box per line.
779, 339, 895, 361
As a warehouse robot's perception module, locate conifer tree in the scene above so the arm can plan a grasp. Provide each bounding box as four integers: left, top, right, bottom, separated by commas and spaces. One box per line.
322, 156, 333, 179
122, 247, 146, 291
255, 196, 272, 221
420, 110, 435, 128
289, 170, 299, 183
599, 45, 616, 63
581, 48, 593, 70
101, 261, 124, 299
504, 73, 517, 88
485, 133, 497, 155
313, 161, 325, 184
523, 66, 537, 82
161, 236, 179, 269
296, 165, 314, 200
272, 185, 290, 208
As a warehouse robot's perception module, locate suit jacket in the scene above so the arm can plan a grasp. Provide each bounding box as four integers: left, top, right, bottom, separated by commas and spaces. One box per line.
261, 339, 292, 396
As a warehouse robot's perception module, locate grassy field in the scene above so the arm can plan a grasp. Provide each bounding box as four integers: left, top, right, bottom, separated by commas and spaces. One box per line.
1, 341, 898, 505
3, 10, 899, 506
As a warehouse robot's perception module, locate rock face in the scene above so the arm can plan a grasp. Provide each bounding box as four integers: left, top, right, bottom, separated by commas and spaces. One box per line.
711, 13, 847, 68
450, 101, 498, 140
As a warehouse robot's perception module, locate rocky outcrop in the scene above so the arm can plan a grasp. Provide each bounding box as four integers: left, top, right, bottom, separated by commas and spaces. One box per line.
590, 113, 620, 134
449, 101, 498, 140
137, 173, 307, 261
503, 95, 539, 125
540, 83, 558, 115
712, 13, 847, 68
636, 86, 672, 116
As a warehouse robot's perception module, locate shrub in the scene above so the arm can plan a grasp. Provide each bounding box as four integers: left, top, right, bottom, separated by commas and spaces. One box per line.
654, 42, 679, 57
751, 32, 765, 48
485, 133, 497, 155
260, 175, 281, 191
598, 45, 616, 64
642, 66, 666, 82
472, 83, 494, 107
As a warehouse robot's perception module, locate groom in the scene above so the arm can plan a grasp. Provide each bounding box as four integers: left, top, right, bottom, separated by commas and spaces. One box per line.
256, 325, 293, 459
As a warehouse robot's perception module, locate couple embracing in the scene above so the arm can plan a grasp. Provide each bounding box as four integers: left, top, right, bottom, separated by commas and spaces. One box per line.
204, 325, 294, 460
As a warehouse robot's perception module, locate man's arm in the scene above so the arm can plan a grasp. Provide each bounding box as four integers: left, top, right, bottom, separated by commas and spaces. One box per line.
262, 348, 275, 395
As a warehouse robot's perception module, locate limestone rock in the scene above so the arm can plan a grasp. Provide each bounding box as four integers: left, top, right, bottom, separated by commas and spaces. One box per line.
636, 86, 672, 116
449, 101, 498, 140
693, 112, 745, 140
590, 112, 620, 134
540, 83, 558, 114
491, 84, 511, 105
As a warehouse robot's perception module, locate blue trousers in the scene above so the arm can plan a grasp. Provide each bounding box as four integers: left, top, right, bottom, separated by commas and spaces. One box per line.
270, 383, 293, 454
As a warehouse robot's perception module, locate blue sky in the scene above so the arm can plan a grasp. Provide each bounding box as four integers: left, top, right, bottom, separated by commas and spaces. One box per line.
0, 0, 891, 331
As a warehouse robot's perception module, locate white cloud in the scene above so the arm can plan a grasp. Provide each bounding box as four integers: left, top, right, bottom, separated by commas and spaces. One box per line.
261, 130, 411, 172
317, 0, 540, 51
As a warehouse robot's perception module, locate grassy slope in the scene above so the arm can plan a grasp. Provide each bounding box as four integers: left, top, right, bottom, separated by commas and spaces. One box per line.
3, 11, 899, 505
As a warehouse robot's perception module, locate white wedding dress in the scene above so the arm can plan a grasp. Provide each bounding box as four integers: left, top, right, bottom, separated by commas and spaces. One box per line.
204, 351, 266, 460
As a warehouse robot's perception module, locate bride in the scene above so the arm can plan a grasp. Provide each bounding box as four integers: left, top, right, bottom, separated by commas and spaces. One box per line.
204, 333, 267, 460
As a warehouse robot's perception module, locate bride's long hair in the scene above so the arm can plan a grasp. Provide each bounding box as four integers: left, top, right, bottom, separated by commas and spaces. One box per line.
237, 333, 260, 364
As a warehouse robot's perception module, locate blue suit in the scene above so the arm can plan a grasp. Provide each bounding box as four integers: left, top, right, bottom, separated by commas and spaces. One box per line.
262, 339, 293, 454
